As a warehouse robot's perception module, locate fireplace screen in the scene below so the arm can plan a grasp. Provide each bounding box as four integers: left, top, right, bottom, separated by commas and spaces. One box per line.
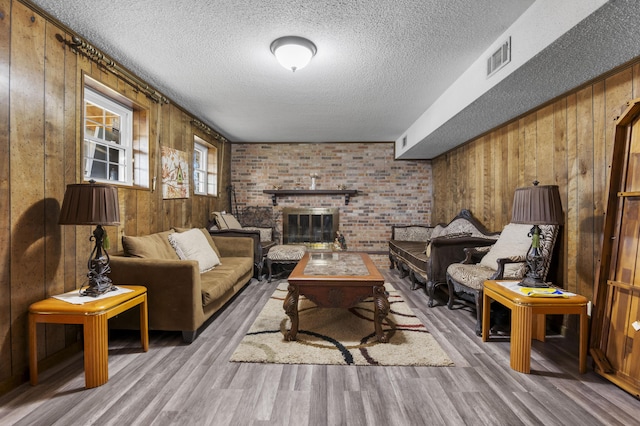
283, 208, 339, 247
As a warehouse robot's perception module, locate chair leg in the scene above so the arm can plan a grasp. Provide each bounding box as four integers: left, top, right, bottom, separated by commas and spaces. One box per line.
267, 259, 274, 282
474, 290, 483, 336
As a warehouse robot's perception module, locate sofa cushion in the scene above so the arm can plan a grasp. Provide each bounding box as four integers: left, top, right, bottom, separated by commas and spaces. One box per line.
479, 223, 531, 276
200, 257, 253, 306
122, 230, 178, 259
390, 241, 428, 272
168, 228, 221, 273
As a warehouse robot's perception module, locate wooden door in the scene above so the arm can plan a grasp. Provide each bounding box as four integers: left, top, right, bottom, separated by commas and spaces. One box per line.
592, 99, 640, 398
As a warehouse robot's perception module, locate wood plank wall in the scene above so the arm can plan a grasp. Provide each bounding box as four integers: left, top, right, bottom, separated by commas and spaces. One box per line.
432, 61, 640, 299
0, 0, 230, 393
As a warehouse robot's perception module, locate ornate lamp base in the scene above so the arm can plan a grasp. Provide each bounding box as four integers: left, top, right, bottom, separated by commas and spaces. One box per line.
518, 275, 549, 288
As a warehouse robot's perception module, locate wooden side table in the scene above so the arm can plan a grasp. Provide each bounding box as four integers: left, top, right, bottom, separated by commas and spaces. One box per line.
482, 280, 588, 374
29, 285, 148, 388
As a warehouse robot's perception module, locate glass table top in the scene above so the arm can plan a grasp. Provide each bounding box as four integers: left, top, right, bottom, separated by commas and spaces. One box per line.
303, 252, 369, 276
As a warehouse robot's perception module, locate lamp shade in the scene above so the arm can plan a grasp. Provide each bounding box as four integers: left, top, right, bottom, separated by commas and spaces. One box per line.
59, 182, 120, 225
270, 36, 317, 72
511, 182, 564, 225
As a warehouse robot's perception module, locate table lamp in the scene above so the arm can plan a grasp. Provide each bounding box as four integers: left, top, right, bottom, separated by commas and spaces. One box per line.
511, 181, 564, 288
59, 180, 120, 296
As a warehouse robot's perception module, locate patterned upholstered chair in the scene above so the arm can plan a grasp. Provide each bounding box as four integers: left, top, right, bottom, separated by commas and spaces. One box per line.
446, 223, 559, 336
208, 207, 277, 278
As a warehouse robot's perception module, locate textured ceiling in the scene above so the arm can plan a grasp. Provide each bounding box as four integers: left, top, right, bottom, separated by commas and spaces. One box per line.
28, 0, 534, 151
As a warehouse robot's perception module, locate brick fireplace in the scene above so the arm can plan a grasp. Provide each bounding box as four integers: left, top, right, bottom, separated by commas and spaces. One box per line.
283, 207, 339, 248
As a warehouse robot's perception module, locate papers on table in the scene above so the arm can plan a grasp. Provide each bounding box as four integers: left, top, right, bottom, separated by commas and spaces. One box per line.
52, 286, 133, 304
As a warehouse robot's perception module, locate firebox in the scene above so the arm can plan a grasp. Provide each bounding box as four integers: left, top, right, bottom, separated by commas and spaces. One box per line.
282, 207, 339, 248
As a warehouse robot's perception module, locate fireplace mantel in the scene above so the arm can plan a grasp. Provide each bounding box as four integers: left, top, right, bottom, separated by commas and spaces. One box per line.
263, 189, 358, 206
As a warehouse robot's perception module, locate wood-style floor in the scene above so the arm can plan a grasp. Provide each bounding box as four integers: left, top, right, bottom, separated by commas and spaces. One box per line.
1, 270, 639, 425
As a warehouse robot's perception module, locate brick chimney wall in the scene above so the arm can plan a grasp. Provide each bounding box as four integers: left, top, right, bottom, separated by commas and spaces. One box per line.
231, 142, 432, 269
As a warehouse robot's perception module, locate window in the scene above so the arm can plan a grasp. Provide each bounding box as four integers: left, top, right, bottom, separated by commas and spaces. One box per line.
193, 136, 218, 196
83, 87, 133, 185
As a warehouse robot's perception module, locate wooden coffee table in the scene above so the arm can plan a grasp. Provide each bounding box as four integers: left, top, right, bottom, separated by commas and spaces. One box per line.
283, 252, 390, 342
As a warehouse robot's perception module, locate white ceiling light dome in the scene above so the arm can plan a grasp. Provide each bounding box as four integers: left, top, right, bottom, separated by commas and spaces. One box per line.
270, 36, 317, 72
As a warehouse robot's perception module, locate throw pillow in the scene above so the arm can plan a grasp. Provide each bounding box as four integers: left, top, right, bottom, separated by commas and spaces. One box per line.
122, 230, 178, 259
172, 227, 222, 259
213, 212, 243, 230
168, 228, 221, 273
479, 223, 532, 277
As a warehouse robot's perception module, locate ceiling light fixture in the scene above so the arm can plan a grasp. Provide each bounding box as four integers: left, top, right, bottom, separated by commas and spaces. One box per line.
270, 36, 317, 72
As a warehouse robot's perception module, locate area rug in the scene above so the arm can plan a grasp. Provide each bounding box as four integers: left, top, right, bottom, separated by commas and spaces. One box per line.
230, 282, 454, 366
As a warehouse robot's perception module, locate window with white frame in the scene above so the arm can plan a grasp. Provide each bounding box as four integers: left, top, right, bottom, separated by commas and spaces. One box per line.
194, 136, 218, 196
83, 88, 133, 185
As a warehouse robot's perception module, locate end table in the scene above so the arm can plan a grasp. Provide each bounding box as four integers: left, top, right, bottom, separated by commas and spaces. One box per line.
482, 280, 588, 374
29, 285, 148, 388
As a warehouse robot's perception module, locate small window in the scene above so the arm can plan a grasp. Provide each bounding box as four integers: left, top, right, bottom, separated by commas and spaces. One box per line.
194, 136, 218, 196
83, 88, 133, 185
194, 140, 208, 195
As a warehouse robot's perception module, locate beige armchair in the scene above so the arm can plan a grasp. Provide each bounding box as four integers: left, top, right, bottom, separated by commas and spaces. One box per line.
446, 223, 559, 336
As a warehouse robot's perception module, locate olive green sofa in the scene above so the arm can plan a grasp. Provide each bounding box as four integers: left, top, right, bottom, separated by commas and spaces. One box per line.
109, 228, 254, 343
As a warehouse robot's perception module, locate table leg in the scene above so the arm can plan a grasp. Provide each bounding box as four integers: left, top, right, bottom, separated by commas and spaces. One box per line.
579, 307, 588, 373
29, 314, 38, 385
283, 284, 299, 341
482, 291, 491, 341
140, 295, 149, 351
83, 313, 109, 388
511, 304, 533, 373
373, 285, 390, 343
533, 314, 546, 342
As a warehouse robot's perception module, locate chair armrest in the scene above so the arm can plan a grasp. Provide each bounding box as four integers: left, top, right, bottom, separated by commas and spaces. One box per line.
461, 245, 493, 263
209, 229, 260, 260
490, 256, 527, 279
427, 237, 497, 284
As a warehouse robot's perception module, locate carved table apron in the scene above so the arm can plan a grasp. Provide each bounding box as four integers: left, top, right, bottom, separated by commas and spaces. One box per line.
284, 252, 389, 343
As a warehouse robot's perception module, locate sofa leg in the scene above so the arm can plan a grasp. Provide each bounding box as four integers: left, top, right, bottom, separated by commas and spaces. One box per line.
446, 276, 455, 310
426, 281, 435, 307
182, 330, 197, 343
409, 271, 418, 290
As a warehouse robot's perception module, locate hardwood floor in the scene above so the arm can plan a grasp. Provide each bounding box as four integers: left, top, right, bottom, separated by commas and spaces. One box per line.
1, 270, 638, 425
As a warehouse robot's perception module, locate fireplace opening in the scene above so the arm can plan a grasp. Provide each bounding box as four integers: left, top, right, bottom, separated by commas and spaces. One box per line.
283, 208, 339, 248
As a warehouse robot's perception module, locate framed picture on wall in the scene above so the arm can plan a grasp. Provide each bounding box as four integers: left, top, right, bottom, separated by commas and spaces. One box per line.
161, 146, 189, 199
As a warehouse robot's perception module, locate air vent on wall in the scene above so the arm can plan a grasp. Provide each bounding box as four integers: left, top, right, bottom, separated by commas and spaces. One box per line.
487, 37, 511, 78
402, 135, 407, 148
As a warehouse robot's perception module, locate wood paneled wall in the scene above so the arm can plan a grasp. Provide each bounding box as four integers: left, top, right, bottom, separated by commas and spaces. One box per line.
432, 62, 640, 299
0, 0, 230, 393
